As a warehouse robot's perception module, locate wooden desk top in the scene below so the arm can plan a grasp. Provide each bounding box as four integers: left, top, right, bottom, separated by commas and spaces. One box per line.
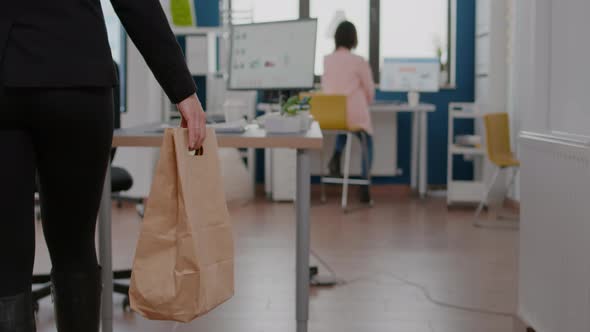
113, 122, 324, 149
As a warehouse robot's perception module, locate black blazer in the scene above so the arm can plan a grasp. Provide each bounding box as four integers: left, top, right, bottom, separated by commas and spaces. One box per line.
0, 0, 196, 103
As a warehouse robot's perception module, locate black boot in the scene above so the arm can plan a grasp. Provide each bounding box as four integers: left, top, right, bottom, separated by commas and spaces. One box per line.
328, 152, 342, 177
359, 186, 372, 204
0, 291, 36, 332
51, 267, 102, 332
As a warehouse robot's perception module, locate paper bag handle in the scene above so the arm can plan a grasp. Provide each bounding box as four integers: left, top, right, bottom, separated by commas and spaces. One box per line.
188, 147, 204, 156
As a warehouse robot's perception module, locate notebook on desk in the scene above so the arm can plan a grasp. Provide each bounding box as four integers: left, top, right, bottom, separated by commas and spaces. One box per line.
207, 119, 248, 134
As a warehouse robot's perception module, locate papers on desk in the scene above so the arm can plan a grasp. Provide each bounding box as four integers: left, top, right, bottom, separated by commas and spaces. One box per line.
208, 119, 248, 134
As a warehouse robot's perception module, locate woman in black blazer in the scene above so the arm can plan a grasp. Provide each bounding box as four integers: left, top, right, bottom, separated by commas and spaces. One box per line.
0, 1, 206, 331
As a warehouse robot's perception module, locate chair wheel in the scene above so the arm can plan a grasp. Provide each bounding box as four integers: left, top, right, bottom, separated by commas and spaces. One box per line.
309, 266, 319, 281
32, 301, 40, 314
122, 296, 131, 312
136, 204, 145, 218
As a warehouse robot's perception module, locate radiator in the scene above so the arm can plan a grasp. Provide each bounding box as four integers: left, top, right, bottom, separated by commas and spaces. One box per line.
519, 132, 590, 332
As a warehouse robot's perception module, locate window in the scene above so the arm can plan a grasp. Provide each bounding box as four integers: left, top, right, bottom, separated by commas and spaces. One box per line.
100, 0, 124, 64
380, 0, 450, 85
229, 0, 455, 87
230, 0, 299, 23
310, 0, 370, 75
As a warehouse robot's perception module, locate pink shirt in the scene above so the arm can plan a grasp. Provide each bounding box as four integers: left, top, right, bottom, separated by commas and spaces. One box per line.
321, 48, 375, 134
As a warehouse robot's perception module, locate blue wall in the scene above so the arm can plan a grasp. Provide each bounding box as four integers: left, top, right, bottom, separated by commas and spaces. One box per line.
194, 0, 476, 186
375, 0, 476, 185
194, 0, 220, 26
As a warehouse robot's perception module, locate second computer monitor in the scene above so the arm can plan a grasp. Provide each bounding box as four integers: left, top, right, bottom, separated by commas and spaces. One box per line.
380, 58, 440, 93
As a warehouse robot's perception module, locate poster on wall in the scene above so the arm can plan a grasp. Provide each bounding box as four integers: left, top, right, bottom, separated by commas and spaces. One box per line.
160, 0, 197, 27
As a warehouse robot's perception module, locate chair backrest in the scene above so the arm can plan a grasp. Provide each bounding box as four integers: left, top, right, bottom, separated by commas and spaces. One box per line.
483, 112, 513, 166
303, 93, 348, 131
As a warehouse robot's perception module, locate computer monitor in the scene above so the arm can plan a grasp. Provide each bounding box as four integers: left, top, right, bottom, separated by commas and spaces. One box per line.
228, 19, 318, 90
380, 58, 440, 93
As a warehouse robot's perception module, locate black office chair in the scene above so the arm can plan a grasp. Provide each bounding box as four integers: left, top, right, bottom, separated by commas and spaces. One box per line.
110, 60, 135, 204
109, 61, 137, 311
32, 61, 137, 313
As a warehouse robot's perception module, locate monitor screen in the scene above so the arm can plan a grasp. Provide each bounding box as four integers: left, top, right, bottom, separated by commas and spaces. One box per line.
228, 19, 318, 90
380, 58, 440, 92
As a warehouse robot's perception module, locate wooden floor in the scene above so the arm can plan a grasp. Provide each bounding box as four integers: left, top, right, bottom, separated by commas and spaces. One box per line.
33, 186, 524, 332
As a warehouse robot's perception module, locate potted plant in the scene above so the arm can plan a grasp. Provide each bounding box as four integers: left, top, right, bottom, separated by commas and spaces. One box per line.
265, 95, 313, 134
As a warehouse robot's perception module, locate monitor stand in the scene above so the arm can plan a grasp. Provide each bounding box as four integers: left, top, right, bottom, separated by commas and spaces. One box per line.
408, 91, 420, 107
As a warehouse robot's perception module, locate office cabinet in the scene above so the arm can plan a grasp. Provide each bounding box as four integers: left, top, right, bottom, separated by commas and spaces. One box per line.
447, 103, 486, 206
268, 149, 297, 202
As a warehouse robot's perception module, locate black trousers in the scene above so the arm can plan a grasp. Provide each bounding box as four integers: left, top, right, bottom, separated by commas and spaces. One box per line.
0, 87, 113, 297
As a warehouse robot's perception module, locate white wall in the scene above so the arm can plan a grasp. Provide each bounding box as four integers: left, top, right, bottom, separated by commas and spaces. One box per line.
508, 0, 554, 200
111, 39, 164, 198
547, 0, 590, 138
510, 0, 590, 201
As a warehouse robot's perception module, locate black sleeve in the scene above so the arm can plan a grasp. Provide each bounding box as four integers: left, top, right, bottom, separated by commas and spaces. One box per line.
109, 0, 197, 104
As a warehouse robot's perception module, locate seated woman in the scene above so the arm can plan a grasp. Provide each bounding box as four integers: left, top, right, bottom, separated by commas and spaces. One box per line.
321, 20, 376, 203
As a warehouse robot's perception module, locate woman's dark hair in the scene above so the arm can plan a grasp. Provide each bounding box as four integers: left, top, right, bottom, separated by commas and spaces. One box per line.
334, 21, 358, 50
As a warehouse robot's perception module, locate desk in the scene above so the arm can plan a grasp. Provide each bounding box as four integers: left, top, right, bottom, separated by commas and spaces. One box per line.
99, 123, 323, 332
257, 102, 435, 197
370, 103, 436, 198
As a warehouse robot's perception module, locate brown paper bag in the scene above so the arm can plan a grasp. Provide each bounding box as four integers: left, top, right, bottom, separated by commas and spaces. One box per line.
129, 127, 234, 322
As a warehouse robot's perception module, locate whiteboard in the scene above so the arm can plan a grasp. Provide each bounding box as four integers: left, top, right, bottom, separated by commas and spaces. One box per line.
228, 19, 317, 90
380, 58, 440, 92
548, 0, 590, 138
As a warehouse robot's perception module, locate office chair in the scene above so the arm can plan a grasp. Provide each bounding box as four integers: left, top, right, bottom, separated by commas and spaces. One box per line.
474, 112, 520, 229
32, 61, 138, 313
305, 93, 373, 212
108, 62, 138, 310
110, 62, 136, 207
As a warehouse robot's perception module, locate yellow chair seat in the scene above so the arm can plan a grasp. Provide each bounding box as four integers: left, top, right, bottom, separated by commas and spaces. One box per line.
301, 92, 371, 211
302, 93, 350, 131
474, 112, 520, 229
494, 154, 520, 168
483, 113, 520, 167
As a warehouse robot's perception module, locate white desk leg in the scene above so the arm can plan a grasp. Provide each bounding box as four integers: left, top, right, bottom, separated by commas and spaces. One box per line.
295, 149, 311, 332
410, 113, 419, 191
98, 165, 113, 332
419, 112, 428, 198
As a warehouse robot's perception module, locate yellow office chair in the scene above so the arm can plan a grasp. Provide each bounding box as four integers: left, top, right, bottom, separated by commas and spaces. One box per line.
474, 112, 520, 228
304, 93, 372, 211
